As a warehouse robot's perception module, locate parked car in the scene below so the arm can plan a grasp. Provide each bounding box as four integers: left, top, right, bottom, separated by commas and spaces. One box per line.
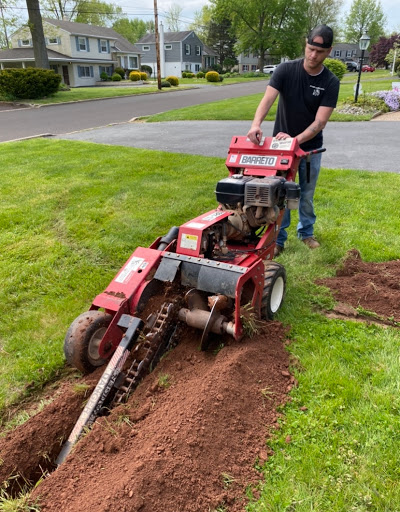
255, 65, 278, 74
362, 65, 375, 72
345, 61, 359, 72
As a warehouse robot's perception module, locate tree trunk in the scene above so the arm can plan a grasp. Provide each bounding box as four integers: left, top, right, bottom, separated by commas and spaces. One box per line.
26, 0, 49, 69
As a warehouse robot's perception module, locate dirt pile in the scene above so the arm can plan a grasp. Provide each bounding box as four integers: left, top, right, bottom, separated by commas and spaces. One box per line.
318, 249, 400, 324
1, 323, 291, 512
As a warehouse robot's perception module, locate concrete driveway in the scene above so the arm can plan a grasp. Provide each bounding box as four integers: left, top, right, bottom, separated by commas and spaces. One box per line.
54, 119, 400, 174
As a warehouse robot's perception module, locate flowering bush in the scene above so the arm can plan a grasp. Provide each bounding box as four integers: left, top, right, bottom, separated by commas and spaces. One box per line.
371, 88, 400, 111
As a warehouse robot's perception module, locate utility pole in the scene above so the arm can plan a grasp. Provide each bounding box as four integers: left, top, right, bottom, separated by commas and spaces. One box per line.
154, 0, 161, 90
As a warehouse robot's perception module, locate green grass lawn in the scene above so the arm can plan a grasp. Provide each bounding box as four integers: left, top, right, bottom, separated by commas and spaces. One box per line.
1, 138, 400, 510
146, 74, 397, 123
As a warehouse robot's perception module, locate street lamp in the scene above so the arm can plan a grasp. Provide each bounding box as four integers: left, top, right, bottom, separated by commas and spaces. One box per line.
354, 31, 371, 102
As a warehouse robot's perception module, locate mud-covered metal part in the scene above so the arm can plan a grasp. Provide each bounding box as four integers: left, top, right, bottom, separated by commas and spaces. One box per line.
111, 302, 176, 406
56, 315, 144, 466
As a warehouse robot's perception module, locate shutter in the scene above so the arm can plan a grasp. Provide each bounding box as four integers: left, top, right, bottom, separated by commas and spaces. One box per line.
90, 66, 94, 77
18, 39, 21, 47
57, 37, 61, 44
98, 39, 101, 52
107, 40, 110, 53
86, 38, 90, 52
76, 36, 80, 51
77, 66, 82, 77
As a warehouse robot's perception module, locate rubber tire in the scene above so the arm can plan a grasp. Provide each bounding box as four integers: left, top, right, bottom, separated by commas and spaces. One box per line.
261, 262, 286, 320
64, 310, 112, 374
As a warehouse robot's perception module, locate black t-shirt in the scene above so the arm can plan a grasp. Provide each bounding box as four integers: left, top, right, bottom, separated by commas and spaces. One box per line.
269, 59, 340, 151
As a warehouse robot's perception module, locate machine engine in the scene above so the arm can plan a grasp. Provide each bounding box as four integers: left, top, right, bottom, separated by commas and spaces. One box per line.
214, 174, 300, 242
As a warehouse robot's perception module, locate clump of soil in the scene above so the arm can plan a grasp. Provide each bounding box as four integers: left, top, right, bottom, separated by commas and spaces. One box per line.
1, 323, 291, 512
318, 248, 400, 324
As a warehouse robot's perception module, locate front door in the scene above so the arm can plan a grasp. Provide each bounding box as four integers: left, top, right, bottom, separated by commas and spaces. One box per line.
62, 65, 70, 85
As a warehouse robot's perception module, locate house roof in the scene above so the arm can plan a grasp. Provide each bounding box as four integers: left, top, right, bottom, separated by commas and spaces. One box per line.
202, 44, 217, 57
0, 47, 117, 64
43, 18, 143, 54
136, 31, 195, 44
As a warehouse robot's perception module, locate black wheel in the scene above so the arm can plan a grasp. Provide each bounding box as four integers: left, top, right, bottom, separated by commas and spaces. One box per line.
262, 262, 286, 320
64, 310, 112, 374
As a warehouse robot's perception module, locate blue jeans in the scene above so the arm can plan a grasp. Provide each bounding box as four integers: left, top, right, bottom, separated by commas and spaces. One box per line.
276, 151, 322, 247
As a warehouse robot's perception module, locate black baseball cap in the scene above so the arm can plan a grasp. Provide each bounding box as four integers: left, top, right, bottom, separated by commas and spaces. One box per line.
307, 25, 334, 48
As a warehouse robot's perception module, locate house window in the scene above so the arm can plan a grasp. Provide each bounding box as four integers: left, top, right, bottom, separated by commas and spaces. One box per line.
185, 64, 191, 70
195, 45, 201, 56
195, 64, 200, 71
143, 45, 150, 51
99, 66, 113, 75
78, 37, 87, 51
346, 50, 352, 58
21, 39, 31, 46
164, 44, 172, 50
185, 44, 191, 55
242, 64, 249, 71
251, 65, 257, 71
48, 37, 59, 45
129, 56, 138, 68
100, 39, 108, 52
334, 50, 341, 57
78, 65, 93, 78
50, 64, 58, 73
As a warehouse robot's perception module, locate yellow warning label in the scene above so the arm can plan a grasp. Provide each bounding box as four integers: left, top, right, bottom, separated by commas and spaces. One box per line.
180, 233, 198, 251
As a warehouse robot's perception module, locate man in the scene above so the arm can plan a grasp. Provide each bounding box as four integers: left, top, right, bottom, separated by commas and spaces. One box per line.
247, 25, 339, 256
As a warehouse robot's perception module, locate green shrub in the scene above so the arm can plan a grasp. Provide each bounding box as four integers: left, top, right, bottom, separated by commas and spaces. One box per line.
141, 65, 152, 76
100, 71, 109, 81
111, 72, 122, 81
205, 71, 220, 82
185, 73, 195, 78
181, 71, 187, 78
324, 58, 347, 81
219, 75, 224, 82
0, 67, 61, 100
161, 80, 171, 88
114, 66, 125, 79
129, 71, 141, 81
140, 71, 148, 80
196, 71, 205, 78
165, 75, 179, 86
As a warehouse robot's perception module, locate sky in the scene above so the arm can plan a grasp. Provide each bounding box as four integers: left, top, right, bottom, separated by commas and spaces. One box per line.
123, 0, 400, 33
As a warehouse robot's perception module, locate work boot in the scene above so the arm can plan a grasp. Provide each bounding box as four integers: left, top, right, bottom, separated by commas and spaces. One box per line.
274, 245, 284, 257
302, 236, 320, 249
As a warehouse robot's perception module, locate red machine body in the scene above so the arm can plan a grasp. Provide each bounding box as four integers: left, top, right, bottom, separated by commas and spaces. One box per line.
85, 136, 310, 360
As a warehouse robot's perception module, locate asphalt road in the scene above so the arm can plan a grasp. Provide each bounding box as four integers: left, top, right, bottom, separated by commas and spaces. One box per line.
0, 81, 268, 143
54, 119, 400, 174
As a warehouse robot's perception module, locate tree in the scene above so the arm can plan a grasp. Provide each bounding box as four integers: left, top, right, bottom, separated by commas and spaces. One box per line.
212, 0, 309, 69
207, 18, 237, 66
188, 5, 213, 42
112, 17, 151, 43
343, 0, 386, 45
42, 0, 122, 26
369, 33, 400, 67
0, 0, 21, 48
304, 0, 343, 37
26, 0, 49, 68
164, 3, 182, 32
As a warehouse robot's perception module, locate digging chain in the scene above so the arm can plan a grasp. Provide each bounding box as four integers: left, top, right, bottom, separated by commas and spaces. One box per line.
111, 302, 175, 406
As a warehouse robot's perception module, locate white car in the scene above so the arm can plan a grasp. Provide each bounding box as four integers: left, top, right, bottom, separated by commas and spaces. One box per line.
255, 65, 277, 74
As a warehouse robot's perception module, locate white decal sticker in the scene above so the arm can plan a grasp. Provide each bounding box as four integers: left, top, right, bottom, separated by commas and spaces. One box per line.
229, 154, 238, 163
185, 222, 206, 229
239, 154, 277, 166
270, 138, 293, 150
202, 211, 225, 221
115, 257, 146, 283
180, 233, 198, 251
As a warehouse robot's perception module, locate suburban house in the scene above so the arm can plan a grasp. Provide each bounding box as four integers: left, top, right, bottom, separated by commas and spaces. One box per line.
136, 26, 206, 77
0, 19, 143, 87
330, 42, 370, 65
202, 44, 218, 70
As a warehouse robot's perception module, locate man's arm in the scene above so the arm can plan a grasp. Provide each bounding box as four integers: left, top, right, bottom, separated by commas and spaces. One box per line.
293, 106, 334, 145
247, 85, 280, 144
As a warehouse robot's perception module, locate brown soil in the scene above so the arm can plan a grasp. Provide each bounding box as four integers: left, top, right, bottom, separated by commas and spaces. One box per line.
0, 323, 291, 512
318, 248, 400, 324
